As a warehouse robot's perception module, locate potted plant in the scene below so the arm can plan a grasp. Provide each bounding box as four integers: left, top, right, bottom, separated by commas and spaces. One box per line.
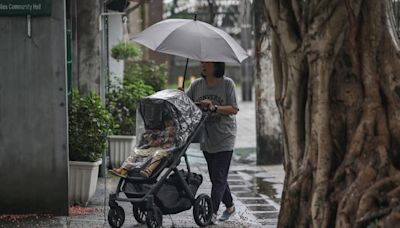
106, 78, 154, 168
68, 90, 114, 206
110, 41, 141, 61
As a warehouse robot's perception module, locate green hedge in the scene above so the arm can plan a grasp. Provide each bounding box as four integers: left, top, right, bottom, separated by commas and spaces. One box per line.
124, 60, 168, 92
107, 79, 154, 135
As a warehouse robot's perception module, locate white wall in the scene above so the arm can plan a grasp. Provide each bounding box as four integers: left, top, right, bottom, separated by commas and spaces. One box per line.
108, 14, 124, 83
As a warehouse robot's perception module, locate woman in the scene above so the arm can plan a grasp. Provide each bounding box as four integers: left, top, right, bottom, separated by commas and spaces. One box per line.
186, 62, 239, 224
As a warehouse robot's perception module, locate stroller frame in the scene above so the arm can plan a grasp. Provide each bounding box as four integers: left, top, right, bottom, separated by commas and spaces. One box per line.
108, 111, 212, 228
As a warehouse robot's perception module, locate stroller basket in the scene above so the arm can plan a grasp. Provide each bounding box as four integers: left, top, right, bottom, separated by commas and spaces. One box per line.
124, 170, 203, 214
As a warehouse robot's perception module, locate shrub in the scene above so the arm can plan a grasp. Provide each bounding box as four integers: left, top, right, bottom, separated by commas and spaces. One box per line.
68, 90, 114, 162
111, 42, 142, 61
124, 60, 168, 91
107, 78, 154, 135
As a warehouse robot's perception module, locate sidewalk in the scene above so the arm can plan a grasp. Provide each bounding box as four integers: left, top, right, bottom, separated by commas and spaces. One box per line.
0, 91, 284, 228
60, 153, 283, 228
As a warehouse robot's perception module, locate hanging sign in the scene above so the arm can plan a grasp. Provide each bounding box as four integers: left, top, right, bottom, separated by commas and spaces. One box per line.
0, 0, 51, 16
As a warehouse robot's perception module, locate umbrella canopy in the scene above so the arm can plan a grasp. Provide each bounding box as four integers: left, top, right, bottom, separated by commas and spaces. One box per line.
131, 18, 248, 64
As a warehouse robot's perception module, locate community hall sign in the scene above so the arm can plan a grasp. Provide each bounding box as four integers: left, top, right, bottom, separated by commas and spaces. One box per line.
0, 0, 51, 16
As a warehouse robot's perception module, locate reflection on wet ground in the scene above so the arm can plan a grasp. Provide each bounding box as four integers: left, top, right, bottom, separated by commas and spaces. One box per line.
248, 205, 276, 211
253, 177, 281, 204
228, 151, 284, 226
228, 166, 283, 226
241, 199, 268, 204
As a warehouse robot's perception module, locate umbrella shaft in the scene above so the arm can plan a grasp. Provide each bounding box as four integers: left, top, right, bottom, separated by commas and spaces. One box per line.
182, 58, 189, 89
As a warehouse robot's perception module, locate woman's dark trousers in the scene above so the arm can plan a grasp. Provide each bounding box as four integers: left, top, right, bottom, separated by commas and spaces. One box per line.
203, 150, 234, 214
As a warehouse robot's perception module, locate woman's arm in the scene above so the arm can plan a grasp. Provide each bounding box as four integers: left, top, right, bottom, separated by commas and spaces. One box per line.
199, 99, 239, 115
214, 105, 238, 115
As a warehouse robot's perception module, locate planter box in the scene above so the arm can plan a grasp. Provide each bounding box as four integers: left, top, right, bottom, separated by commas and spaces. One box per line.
69, 160, 102, 206
108, 135, 136, 168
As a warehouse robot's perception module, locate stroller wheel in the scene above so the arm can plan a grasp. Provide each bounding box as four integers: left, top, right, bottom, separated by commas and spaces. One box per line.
108, 206, 125, 228
146, 206, 163, 228
133, 206, 147, 224
193, 194, 213, 227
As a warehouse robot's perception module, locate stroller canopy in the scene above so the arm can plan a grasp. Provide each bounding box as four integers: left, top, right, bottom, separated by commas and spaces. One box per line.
136, 89, 202, 150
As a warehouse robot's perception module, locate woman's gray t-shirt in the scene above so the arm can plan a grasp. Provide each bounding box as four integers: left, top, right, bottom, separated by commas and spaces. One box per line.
186, 76, 238, 153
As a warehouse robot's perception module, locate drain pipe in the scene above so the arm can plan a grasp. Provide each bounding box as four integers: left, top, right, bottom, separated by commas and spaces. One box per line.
99, 10, 126, 225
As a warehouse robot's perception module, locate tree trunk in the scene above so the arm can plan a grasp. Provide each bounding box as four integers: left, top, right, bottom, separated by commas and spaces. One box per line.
71, 0, 102, 95
263, 0, 400, 227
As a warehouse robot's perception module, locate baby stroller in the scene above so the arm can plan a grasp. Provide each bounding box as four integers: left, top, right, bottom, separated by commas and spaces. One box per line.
107, 89, 213, 228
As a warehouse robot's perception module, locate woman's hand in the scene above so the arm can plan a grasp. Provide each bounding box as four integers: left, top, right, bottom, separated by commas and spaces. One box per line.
200, 99, 217, 112
200, 99, 215, 110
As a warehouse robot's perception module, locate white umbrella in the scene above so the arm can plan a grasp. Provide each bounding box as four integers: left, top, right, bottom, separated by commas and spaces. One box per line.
131, 17, 248, 87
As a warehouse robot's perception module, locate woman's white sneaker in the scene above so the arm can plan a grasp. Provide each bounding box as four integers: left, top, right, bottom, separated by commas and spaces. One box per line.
210, 213, 218, 225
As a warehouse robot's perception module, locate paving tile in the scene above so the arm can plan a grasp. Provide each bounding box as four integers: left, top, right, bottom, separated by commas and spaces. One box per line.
252, 212, 279, 219
247, 205, 277, 212
241, 199, 269, 204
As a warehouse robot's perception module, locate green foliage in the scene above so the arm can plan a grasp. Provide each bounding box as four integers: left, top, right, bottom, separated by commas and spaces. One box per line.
124, 60, 168, 92
235, 147, 256, 157
68, 90, 114, 162
107, 78, 154, 135
111, 42, 142, 61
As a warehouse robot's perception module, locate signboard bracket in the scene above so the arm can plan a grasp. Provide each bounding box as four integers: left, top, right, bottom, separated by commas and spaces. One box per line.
27, 14, 31, 38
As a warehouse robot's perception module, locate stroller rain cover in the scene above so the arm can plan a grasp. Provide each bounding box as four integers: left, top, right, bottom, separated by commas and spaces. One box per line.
124, 90, 205, 214
131, 89, 203, 167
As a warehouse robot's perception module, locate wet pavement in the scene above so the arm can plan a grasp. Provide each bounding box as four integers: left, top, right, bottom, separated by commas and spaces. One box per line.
0, 95, 285, 228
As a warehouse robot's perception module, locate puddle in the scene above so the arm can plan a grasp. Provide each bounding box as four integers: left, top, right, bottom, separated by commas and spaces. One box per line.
252, 212, 279, 219
248, 205, 276, 211
241, 199, 268, 204
250, 177, 280, 204
236, 192, 261, 198
230, 187, 250, 192
228, 180, 247, 186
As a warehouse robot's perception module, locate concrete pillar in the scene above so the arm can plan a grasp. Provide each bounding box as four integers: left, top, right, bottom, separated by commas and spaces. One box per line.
254, 0, 282, 165
0, 1, 68, 215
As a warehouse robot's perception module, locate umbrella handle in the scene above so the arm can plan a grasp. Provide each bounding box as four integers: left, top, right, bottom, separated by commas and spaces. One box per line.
181, 58, 189, 89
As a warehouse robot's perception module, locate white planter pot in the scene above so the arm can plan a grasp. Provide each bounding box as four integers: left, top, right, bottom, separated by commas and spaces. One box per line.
108, 135, 136, 168
69, 160, 102, 206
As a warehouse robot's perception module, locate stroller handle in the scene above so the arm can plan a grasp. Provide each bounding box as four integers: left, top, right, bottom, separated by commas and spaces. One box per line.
194, 102, 214, 113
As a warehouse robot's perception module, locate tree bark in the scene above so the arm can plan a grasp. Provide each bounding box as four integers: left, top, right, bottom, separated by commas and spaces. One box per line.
263, 0, 400, 227
71, 0, 102, 95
